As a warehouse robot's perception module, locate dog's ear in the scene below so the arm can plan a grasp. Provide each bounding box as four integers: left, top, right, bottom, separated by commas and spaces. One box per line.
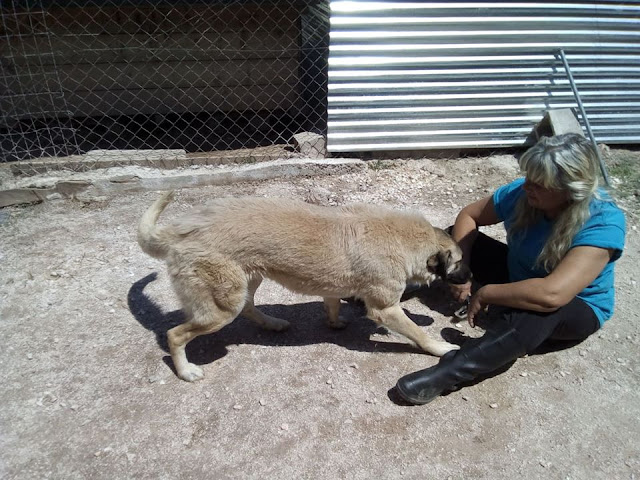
427, 250, 450, 276
427, 252, 440, 268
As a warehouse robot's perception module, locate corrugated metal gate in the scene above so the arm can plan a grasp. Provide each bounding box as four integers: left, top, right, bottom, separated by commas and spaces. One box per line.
327, 1, 640, 152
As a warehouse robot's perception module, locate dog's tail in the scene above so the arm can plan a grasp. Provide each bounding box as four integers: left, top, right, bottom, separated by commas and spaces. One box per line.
137, 190, 175, 259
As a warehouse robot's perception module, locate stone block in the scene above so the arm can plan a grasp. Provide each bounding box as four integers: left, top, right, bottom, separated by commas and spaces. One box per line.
292, 132, 326, 158
531, 109, 585, 143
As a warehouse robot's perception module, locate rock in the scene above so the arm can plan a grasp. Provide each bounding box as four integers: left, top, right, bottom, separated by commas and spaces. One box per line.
291, 132, 326, 158
304, 186, 332, 205
37, 392, 58, 406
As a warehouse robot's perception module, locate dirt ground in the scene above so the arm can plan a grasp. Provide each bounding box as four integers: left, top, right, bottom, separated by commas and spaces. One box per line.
1, 148, 639, 480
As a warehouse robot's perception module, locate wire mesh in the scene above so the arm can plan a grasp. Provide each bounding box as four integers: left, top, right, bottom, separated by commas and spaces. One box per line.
0, 0, 330, 175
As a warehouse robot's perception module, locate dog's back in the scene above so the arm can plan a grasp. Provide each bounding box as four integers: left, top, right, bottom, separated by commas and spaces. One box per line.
142, 195, 439, 295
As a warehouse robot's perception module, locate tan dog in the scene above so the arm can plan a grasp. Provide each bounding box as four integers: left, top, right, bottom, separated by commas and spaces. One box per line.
137, 191, 471, 382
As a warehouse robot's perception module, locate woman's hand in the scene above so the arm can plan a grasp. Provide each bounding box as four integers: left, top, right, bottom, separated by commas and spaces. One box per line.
467, 287, 489, 328
450, 281, 472, 303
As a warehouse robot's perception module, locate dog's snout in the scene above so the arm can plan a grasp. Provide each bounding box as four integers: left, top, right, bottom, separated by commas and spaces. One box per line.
446, 263, 472, 285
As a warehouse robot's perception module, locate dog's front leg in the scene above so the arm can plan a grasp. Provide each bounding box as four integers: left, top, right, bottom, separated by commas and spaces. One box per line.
367, 305, 459, 357
323, 297, 348, 329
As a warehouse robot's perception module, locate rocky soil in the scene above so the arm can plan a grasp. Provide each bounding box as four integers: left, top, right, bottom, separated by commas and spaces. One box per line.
1, 149, 639, 480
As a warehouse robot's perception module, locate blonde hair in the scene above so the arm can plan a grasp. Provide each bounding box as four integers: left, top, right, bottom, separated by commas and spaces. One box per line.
511, 133, 601, 272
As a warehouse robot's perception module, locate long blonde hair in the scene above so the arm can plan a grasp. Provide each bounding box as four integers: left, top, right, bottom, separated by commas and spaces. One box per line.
511, 133, 601, 272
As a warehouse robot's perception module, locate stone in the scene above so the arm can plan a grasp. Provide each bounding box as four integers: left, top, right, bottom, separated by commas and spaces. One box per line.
291, 132, 326, 158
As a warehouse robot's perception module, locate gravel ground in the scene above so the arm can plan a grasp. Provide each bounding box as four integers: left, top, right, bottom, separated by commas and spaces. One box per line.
1, 151, 639, 480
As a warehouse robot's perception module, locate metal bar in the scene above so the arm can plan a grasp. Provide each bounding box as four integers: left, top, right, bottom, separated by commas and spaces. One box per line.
559, 49, 611, 186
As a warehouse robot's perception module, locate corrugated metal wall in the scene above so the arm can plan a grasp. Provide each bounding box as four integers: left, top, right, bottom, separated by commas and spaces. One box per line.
327, 1, 640, 152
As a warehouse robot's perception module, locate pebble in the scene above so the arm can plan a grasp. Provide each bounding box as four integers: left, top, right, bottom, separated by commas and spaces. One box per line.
232, 404, 243, 410
204, 392, 211, 399
326, 379, 333, 385
27, 353, 33, 360
349, 363, 359, 369
489, 403, 498, 409
327, 366, 334, 371
520, 372, 528, 377
280, 423, 289, 431
616, 358, 625, 363
37, 392, 57, 406
579, 350, 587, 357
461, 395, 469, 401
259, 399, 266, 406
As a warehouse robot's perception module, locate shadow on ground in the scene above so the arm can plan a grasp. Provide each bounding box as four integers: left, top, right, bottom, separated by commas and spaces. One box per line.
127, 274, 454, 374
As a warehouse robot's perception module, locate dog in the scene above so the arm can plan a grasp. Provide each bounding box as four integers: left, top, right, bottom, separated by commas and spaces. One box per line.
137, 191, 471, 382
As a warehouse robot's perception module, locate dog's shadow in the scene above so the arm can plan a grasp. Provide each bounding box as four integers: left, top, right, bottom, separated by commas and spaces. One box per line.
128, 274, 443, 371
401, 279, 464, 316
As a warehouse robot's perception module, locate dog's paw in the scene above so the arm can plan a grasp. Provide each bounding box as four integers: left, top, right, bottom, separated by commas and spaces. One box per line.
430, 341, 460, 357
178, 363, 205, 382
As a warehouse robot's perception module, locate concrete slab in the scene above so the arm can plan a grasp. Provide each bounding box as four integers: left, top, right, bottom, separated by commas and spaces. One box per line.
532, 108, 585, 142
0, 157, 366, 207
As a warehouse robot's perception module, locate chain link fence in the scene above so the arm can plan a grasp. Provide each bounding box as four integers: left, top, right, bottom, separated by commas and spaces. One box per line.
1, 0, 329, 175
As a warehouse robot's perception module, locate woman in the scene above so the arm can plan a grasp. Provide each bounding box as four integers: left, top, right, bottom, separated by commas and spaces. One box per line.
396, 133, 626, 405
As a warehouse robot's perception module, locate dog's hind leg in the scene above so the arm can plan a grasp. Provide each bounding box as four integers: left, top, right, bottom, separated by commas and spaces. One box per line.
323, 297, 347, 329
367, 304, 460, 357
167, 259, 246, 382
240, 276, 290, 331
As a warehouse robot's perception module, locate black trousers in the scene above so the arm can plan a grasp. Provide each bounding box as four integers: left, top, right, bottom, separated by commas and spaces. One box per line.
469, 232, 600, 354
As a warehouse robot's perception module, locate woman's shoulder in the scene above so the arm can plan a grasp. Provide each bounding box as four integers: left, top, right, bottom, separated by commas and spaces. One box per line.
494, 177, 525, 201
587, 192, 626, 229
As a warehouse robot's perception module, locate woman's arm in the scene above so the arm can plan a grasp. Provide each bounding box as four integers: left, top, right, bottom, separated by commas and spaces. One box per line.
449, 195, 501, 301
467, 246, 613, 327
451, 195, 501, 260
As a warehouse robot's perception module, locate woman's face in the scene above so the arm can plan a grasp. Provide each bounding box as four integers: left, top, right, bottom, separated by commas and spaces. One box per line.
523, 178, 570, 218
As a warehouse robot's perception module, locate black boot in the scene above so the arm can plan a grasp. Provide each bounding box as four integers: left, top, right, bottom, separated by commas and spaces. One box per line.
395, 327, 527, 405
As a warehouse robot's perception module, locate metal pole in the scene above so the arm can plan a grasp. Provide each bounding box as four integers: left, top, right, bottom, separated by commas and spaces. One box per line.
559, 50, 611, 187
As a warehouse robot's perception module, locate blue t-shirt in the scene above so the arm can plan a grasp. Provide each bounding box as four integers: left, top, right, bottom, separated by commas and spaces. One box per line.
493, 178, 626, 325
